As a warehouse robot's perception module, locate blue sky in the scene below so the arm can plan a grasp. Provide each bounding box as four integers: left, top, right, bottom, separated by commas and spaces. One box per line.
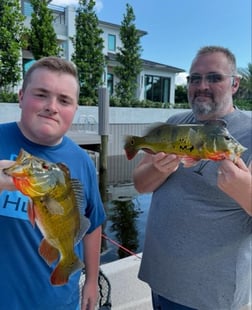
51, 0, 251, 83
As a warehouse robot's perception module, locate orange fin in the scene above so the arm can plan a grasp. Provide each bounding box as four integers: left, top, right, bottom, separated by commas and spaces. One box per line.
180, 156, 201, 167
27, 200, 36, 227
50, 257, 84, 286
39, 238, 59, 265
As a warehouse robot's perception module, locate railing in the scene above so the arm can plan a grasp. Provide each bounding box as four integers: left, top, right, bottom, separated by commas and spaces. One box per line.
70, 114, 98, 133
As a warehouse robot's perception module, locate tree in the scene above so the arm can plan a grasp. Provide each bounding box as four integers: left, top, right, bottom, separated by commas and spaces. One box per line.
71, 0, 105, 105
234, 63, 252, 110
0, 0, 26, 92
175, 85, 188, 103
114, 4, 143, 106
237, 63, 252, 99
28, 0, 60, 59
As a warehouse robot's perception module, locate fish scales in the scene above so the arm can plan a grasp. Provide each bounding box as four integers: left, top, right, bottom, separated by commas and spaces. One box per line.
124, 120, 247, 162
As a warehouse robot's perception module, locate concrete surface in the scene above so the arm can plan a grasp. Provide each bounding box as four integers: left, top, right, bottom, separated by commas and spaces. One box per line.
100, 253, 152, 310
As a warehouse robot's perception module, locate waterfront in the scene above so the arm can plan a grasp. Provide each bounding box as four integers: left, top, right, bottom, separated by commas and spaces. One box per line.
100, 184, 152, 264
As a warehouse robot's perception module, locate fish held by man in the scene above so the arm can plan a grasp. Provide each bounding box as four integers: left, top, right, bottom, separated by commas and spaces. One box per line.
3, 149, 90, 286
124, 120, 247, 164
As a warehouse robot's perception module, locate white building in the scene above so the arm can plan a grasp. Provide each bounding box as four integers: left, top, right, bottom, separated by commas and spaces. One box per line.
21, 0, 184, 104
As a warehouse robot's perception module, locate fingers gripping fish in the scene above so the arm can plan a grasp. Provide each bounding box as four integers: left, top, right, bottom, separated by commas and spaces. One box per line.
3, 149, 90, 286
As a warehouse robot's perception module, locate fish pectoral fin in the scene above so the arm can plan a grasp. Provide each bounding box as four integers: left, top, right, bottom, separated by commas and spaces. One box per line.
39, 238, 59, 265
43, 196, 64, 215
188, 128, 204, 150
27, 200, 36, 227
75, 215, 91, 245
50, 256, 84, 286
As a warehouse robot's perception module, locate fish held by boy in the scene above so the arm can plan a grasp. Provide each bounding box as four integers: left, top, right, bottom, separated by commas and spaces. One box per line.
124, 120, 247, 165
3, 149, 90, 286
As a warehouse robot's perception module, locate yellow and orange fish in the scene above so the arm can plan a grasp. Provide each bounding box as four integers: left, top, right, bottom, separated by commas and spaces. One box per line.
3, 149, 90, 286
124, 120, 247, 163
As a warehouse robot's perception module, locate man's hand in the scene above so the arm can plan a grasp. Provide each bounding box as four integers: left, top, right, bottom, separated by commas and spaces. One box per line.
217, 158, 252, 215
0, 160, 16, 192
151, 152, 180, 174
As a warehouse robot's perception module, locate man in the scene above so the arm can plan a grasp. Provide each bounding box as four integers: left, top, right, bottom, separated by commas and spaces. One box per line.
0, 57, 105, 309
133, 46, 251, 309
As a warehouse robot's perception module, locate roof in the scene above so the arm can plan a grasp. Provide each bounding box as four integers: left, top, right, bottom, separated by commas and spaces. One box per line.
107, 53, 185, 73
99, 20, 148, 37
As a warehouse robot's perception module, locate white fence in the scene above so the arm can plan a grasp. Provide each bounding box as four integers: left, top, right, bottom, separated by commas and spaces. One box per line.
1, 103, 250, 184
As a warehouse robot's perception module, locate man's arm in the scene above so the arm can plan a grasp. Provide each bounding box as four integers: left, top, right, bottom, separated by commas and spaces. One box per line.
80, 226, 102, 310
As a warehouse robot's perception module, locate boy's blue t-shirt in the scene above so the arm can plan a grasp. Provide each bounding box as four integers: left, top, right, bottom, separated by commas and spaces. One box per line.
0, 122, 106, 310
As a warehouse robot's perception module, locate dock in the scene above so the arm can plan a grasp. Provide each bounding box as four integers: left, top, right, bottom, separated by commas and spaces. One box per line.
66, 129, 101, 152
100, 254, 152, 309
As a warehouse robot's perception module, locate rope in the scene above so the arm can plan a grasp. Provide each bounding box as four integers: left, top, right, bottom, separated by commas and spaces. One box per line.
102, 234, 142, 259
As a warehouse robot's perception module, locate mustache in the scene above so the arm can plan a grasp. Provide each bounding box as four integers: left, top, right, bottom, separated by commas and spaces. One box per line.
194, 90, 213, 97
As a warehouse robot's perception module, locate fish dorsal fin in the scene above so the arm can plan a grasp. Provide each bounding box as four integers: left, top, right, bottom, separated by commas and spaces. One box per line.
71, 179, 86, 212
75, 215, 91, 245
70, 178, 90, 244
203, 119, 227, 128
144, 122, 168, 135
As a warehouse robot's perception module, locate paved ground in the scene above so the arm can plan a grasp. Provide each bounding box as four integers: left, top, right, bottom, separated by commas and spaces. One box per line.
100, 253, 152, 310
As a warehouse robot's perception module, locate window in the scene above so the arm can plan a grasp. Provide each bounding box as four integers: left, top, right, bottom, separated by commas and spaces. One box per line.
107, 73, 114, 96
145, 75, 171, 103
23, 59, 36, 76
22, 0, 33, 16
108, 34, 116, 52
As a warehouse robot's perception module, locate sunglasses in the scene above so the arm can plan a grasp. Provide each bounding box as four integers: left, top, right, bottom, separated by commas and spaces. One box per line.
187, 73, 236, 85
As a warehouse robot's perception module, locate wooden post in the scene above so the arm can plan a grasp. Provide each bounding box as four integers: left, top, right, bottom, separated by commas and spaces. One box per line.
98, 87, 109, 202
98, 87, 109, 252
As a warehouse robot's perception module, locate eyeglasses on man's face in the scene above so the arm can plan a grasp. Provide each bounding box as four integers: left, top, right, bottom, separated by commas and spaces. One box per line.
186, 73, 236, 85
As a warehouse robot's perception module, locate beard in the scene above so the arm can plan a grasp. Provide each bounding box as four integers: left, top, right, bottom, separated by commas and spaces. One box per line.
189, 90, 218, 120
191, 101, 216, 118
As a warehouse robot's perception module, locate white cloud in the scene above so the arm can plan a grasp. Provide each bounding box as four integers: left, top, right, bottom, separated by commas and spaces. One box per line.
175, 72, 188, 86
51, 0, 78, 6
94, 0, 103, 12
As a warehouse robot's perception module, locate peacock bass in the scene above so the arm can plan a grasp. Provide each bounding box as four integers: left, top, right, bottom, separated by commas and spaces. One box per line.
124, 120, 246, 163
3, 149, 90, 286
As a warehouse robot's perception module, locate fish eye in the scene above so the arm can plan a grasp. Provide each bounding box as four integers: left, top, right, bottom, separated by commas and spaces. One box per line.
224, 135, 231, 140
130, 138, 135, 145
42, 162, 49, 170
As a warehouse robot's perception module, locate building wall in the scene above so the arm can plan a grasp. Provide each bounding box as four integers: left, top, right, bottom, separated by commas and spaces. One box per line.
20, 0, 182, 104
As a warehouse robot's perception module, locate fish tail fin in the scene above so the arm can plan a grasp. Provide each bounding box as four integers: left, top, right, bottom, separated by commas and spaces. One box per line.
50, 256, 84, 286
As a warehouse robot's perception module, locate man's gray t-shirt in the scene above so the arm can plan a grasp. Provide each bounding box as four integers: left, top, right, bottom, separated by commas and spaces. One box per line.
138, 109, 252, 310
